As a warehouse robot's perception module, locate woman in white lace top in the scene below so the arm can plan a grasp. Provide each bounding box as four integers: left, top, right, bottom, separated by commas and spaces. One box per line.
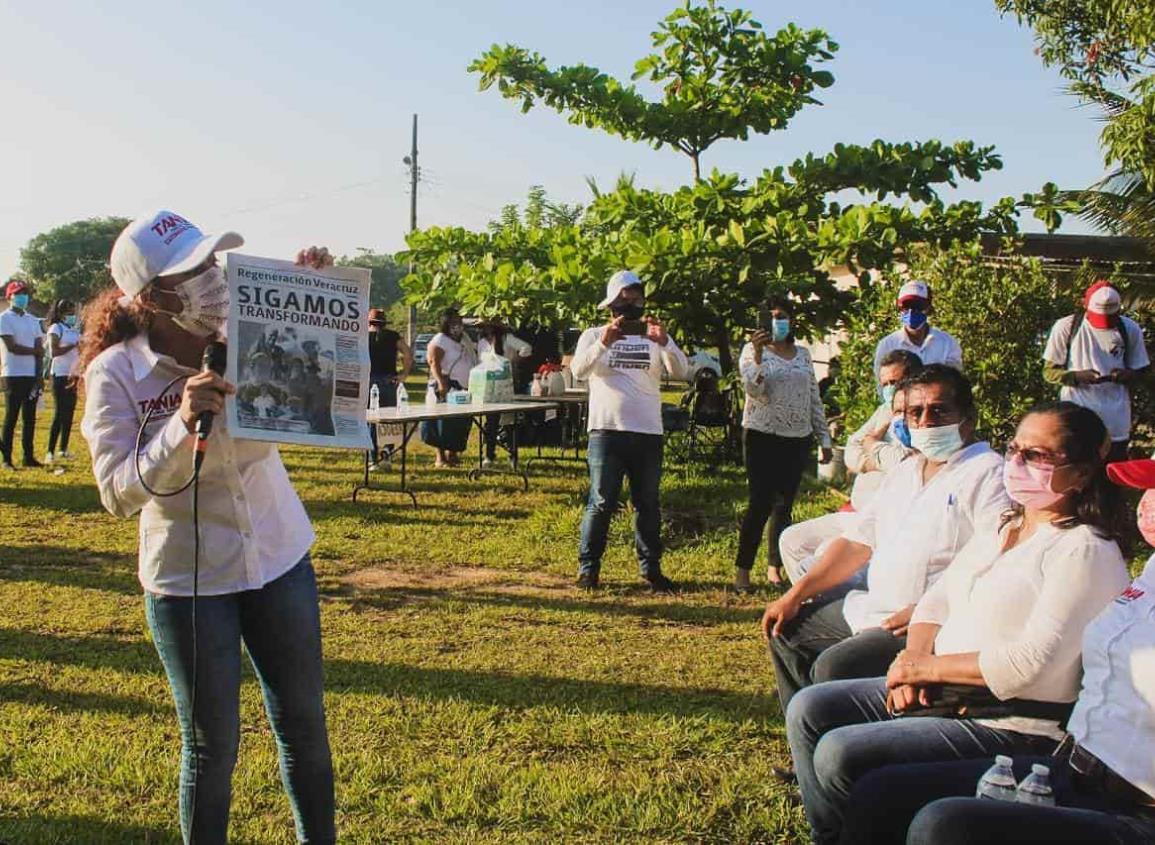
734, 300, 832, 590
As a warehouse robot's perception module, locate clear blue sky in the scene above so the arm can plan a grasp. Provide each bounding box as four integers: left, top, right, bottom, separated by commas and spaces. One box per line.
0, 0, 1107, 277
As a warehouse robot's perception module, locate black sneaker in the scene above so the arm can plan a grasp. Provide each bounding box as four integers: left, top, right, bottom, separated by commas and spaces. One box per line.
575, 573, 600, 590
771, 765, 797, 785
645, 574, 678, 594
21, 457, 43, 469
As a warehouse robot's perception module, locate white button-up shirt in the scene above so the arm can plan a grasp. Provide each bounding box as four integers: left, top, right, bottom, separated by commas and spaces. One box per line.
843, 402, 909, 511
1066, 555, 1155, 800
840, 442, 1010, 633
912, 522, 1129, 739
872, 326, 964, 377
82, 335, 315, 596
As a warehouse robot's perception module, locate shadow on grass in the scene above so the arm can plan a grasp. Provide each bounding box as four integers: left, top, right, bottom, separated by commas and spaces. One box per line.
0, 481, 106, 514
332, 582, 760, 627
0, 813, 178, 844
1, 628, 779, 724
0, 546, 139, 595
0, 681, 162, 717
325, 659, 778, 724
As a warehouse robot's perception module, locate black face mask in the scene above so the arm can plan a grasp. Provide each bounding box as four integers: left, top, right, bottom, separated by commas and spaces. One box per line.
611, 302, 645, 320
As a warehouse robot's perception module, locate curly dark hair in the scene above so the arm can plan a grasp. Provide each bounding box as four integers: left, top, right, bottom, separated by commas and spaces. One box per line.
1002, 401, 1129, 554
76, 286, 152, 375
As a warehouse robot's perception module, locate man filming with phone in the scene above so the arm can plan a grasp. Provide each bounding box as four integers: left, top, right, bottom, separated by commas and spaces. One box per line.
571, 270, 689, 592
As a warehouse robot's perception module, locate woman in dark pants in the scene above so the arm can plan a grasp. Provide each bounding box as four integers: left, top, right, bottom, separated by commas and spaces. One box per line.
45, 298, 80, 462
734, 300, 832, 590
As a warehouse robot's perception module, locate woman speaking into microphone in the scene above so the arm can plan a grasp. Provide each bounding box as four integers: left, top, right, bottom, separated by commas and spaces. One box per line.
79, 211, 336, 844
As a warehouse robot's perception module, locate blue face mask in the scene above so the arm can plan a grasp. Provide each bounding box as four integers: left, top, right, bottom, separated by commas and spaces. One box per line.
889, 415, 912, 449
909, 422, 964, 463
64, 315, 77, 328
11, 294, 29, 310
880, 384, 898, 405
771, 318, 791, 342
901, 308, 928, 331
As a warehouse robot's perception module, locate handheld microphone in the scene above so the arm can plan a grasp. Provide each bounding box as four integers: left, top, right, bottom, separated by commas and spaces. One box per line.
194, 341, 228, 470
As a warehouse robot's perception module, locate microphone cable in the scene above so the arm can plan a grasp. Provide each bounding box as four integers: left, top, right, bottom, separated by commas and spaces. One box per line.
135, 373, 207, 840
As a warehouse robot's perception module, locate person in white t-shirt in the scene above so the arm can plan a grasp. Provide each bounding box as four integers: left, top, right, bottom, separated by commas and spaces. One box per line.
80, 212, 335, 842
872, 280, 964, 378
478, 319, 532, 468
0, 278, 45, 469
44, 298, 81, 463
571, 271, 689, 591
785, 401, 1131, 844
1043, 279, 1150, 462
762, 365, 1010, 712
426, 307, 478, 467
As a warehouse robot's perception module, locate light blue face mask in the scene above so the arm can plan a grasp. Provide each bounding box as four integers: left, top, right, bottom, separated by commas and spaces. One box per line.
909, 422, 964, 462
881, 383, 898, 405
771, 317, 791, 342
11, 293, 29, 310
63, 315, 77, 328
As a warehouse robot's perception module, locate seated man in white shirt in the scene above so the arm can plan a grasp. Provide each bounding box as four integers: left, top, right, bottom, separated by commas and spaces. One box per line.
872, 280, 963, 378
778, 349, 922, 584
761, 365, 1010, 711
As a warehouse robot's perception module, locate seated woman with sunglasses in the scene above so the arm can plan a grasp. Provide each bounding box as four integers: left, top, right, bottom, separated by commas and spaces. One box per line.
784, 402, 1131, 845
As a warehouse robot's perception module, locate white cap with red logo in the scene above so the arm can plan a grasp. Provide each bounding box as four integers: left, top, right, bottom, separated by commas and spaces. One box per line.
110, 210, 243, 300
1084, 280, 1122, 329
897, 280, 931, 305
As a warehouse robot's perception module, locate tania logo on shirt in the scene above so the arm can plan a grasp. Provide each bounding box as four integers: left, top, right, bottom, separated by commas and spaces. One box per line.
1115, 584, 1146, 605
137, 391, 182, 420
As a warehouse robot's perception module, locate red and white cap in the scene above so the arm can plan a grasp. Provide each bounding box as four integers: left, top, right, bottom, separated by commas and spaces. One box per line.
1107, 457, 1155, 490
1084, 280, 1122, 329
897, 280, 930, 306
5, 279, 29, 298
110, 210, 243, 300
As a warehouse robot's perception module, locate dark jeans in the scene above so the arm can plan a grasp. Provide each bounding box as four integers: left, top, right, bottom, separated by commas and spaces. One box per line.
784, 677, 1058, 845
578, 430, 664, 579
144, 556, 335, 844
483, 413, 518, 461
736, 429, 811, 571
367, 375, 398, 459
1, 375, 38, 462
843, 757, 1155, 845
48, 376, 77, 453
768, 596, 906, 711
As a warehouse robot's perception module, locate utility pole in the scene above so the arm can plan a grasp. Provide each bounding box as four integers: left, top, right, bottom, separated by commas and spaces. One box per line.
403, 114, 419, 347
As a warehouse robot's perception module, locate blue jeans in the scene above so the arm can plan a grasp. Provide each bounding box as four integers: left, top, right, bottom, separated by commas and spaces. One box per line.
784, 677, 1057, 845
144, 556, 336, 844
842, 757, 1155, 845
578, 430, 664, 579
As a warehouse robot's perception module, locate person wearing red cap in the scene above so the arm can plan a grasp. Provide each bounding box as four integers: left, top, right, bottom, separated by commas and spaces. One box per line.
1043, 280, 1150, 461
0, 278, 45, 469
872, 280, 963, 379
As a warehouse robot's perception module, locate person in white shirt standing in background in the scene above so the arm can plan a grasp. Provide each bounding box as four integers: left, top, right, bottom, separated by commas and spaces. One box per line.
734, 298, 833, 591
872, 280, 963, 378
478, 318, 532, 469
0, 278, 45, 469
571, 270, 689, 592
1043, 279, 1150, 462
44, 298, 81, 464
80, 211, 336, 844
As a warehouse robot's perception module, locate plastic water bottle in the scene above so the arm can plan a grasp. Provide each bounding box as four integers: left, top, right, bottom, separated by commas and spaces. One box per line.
396, 381, 408, 408
975, 755, 1018, 801
369, 383, 380, 412
1015, 764, 1056, 807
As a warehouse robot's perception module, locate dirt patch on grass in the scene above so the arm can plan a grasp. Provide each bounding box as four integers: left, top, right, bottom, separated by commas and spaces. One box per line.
339, 564, 572, 599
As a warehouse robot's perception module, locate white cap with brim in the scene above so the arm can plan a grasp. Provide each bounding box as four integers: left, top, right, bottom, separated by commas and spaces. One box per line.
897, 280, 930, 304
598, 270, 644, 309
111, 210, 243, 301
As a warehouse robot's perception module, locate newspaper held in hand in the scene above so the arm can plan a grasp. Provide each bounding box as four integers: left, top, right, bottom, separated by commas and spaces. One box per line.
224, 253, 372, 449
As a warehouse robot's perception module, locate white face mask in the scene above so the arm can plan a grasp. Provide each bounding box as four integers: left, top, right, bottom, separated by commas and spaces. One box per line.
165, 265, 229, 337
909, 422, 965, 463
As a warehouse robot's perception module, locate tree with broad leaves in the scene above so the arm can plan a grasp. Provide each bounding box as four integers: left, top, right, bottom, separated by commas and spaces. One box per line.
406, 2, 1065, 373
19, 217, 130, 306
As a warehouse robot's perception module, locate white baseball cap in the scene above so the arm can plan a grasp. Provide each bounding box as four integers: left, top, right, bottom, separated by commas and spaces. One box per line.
598, 270, 644, 308
897, 280, 931, 305
1084, 280, 1122, 329
110, 210, 243, 299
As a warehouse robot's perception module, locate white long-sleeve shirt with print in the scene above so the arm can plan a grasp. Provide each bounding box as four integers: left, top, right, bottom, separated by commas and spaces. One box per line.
571, 326, 689, 435
82, 335, 315, 596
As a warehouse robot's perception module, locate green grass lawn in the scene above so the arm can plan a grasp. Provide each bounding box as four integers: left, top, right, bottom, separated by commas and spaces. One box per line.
0, 389, 844, 844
